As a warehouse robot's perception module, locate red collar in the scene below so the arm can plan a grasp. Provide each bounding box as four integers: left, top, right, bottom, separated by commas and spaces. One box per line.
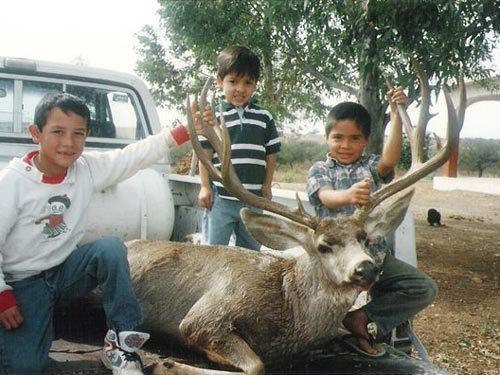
24, 151, 67, 184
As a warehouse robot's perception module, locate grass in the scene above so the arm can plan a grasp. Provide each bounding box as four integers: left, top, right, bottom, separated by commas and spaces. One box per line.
274, 163, 311, 183
479, 321, 499, 337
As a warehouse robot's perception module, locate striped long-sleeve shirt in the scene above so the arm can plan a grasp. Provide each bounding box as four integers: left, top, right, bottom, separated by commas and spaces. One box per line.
200, 100, 281, 200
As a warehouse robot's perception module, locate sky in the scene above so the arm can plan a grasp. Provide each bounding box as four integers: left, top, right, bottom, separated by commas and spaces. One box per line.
1, 0, 159, 74
2, 0, 500, 139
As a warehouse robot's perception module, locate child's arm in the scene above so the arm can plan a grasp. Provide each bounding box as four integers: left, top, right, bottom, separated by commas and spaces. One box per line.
84, 124, 193, 192
378, 87, 408, 178
198, 150, 214, 209
0, 204, 23, 330
262, 153, 277, 200
0, 260, 23, 331
317, 177, 371, 208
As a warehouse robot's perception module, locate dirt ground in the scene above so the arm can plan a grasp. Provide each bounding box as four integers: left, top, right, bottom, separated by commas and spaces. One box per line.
406, 179, 500, 375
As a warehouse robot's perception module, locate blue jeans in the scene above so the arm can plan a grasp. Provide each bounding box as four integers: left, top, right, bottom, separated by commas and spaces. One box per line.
207, 195, 261, 251
201, 209, 210, 245
363, 253, 438, 337
0, 237, 142, 374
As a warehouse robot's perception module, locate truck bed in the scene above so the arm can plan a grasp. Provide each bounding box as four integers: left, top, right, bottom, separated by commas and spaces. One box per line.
44, 300, 452, 375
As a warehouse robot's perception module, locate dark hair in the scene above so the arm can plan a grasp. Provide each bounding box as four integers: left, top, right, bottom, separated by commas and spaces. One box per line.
217, 46, 260, 81
34, 92, 90, 130
325, 102, 371, 139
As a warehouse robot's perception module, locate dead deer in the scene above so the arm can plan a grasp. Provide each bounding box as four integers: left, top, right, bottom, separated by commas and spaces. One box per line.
128, 65, 465, 375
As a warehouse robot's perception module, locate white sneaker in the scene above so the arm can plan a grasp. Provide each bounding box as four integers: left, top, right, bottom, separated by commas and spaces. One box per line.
101, 329, 150, 375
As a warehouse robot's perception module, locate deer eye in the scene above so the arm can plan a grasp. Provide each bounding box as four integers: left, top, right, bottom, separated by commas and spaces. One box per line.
318, 244, 332, 254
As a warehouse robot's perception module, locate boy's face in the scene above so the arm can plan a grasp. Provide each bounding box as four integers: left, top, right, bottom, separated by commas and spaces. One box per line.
216, 72, 257, 107
326, 119, 368, 165
28, 108, 88, 176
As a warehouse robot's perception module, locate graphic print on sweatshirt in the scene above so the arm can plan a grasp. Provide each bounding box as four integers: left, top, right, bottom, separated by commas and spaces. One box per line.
35, 194, 71, 238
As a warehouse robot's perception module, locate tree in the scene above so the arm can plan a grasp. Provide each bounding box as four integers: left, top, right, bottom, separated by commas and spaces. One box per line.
136, 0, 500, 153
459, 138, 500, 177
398, 132, 434, 171
277, 139, 325, 168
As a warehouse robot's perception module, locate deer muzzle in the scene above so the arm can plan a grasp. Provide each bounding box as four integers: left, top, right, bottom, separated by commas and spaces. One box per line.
351, 260, 379, 290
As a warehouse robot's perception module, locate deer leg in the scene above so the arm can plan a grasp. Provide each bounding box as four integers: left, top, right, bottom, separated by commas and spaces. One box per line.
154, 332, 263, 375
201, 333, 264, 375
190, 331, 265, 375
153, 333, 264, 375
153, 334, 265, 375
153, 358, 245, 375
177, 306, 264, 375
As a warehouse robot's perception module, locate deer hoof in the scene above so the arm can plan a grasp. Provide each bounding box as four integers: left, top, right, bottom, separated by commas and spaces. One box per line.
153, 359, 179, 375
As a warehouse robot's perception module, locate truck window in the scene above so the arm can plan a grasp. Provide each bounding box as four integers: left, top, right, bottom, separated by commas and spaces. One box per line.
0, 79, 14, 133
0, 73, 147, 142
22, 81, 63, 132
107, 91, 141, 139
66, 85, 144, 140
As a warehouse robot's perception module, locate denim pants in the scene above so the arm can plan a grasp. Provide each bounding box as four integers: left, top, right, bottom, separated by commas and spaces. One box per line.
207, 195, 261, 251
363, 253, 438, 337
0, 237, 142, 374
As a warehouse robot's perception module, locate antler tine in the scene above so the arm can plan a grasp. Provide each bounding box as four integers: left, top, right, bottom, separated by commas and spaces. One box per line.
188, 80, 318, 229
295, 192, 308, 216
353, 65, 465, 221
413, 58, 433, 165
384, 73, 414, 146
186, 92, 222, 181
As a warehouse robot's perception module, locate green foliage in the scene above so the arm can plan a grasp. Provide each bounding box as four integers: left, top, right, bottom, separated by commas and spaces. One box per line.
459, 138, 500, 177
276, 139, 326, 168
398, 132, 432, 171
136, 0, 500, 153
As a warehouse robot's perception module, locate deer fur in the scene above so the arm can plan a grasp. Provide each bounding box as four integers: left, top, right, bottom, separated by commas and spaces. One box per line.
127, 190, 414, 375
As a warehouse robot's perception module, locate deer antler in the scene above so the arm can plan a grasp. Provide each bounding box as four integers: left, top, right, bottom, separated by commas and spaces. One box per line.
187, 78, 318, 229
354, 62, 466, 221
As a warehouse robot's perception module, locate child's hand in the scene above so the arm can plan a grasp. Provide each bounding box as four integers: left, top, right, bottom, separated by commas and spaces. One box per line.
190, 102, 216, 135
0, 305, 23, 330
262, 184, 272, 200
387, 86, 408, 113
198, 186, 214, 210
347, 178, 371, 206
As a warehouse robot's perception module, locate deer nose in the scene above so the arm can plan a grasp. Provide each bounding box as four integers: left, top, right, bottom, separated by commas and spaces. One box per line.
353, 260, 379, 285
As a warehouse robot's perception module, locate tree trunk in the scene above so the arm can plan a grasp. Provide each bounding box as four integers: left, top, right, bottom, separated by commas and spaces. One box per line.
359, 88, 386, 155
263, 53, 275, 106
357, 28, 386, 155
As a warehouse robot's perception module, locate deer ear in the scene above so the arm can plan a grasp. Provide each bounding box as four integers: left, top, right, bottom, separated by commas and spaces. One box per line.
241, 208, 313, 250
363, 188, 414, 238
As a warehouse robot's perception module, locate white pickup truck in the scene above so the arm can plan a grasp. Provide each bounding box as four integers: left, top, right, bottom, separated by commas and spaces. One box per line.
0, 56, 448, 375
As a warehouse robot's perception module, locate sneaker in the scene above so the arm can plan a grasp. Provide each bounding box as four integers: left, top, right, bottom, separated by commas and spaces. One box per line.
101, 329, 150, 375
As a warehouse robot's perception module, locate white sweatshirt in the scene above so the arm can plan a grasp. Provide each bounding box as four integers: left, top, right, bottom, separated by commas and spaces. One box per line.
0, 130, 177, 294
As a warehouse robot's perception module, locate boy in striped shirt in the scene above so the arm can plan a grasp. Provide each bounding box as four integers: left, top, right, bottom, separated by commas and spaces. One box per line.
198, 46, 281, 250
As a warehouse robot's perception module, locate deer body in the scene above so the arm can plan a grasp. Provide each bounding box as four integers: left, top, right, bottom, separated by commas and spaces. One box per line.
128, 236, 362, 365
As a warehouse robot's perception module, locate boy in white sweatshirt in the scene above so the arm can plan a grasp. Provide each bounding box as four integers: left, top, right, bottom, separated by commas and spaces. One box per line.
0, 92, 194, 375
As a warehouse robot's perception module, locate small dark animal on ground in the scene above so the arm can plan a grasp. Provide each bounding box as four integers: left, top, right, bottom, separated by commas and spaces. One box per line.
427, 208, 442, 226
